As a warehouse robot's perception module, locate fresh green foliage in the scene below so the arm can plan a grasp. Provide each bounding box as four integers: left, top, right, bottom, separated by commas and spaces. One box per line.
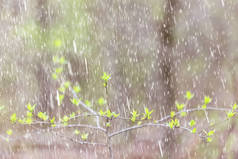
101, 72, 111, 87
53, 56, 67, 65
64, 81, 71, 88
204, 96, 212, 105
70, 98, 81, 106
168, 118, 180, 129
69, 112, 76, 119
202, 104, 207, 109
52, 73, 58, 80
141, 107, 153, 120
180, 111, 187, 117
54, 39, 62, 48
26, 111, 33, 118
106, 122, 111, 127
27, 103, 36, 112
6, 129, 13, 136
176, 102, 185, 111
192, 128, 197, 134
81, 133, 89, 141
74, 129, 80, 135
85, 100, 91, 107
10, 113, 17, 123
73, 85, 81, 93
37, 112, 48, 121
59, 86, 66, 93
232, 103, 237, 110
62, 115, 69, 126
101, 72, 111, 82
207, 137, 212, 142
189, 120, 196, 127
58, 94, 65, 105
185, 91, 194, 100
98, 97, 106, 106
55, 67, 63, 74
170, 111, 176, 118
227, 111, 235, 119
5, 56, 235, 153
130, 109, 140, 122
207, 130, 215, 136
98, 109, 119, 119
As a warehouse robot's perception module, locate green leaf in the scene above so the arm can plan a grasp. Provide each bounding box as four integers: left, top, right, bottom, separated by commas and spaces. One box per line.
202, 104, 207, 109
189, 120, 196, 127
227, 111, 235, 119
54, 39, 62, 48
50, 117, 55, 124
232, 103, 237, 110
185, 91, 194, 100
18, 119, 25, 124
204, 96, 212, 105
98, 97, 106, 106
59, 56, 66, 65
37, 112, 48, 121
52, 73, 58, 80
112, 112, 120, 118
25, 117, 32, 124
106, 122, 111, 127
64, 81, 71, 88
58, 86, 66, 93
59, 94, 64, 105
85, 100, 92, 107
26, 111, 32, 118
174, 118, 180, 127
170, 111, 176, 118
63, 115, 69, 122
10, 113, 17, 123
74, 129, 80, 135
55, 67, 63, 74
207, 137, 212, 142
142, 107, 153, 120
106, 109, 113, 118
6, 129, 13, 136
99, 109, 105, 116
130, 109, 140, 122
137, 121, 142, 125
69, 112, 76, 119
168, 120, 174, 129
73, 85, 81, 93
176, 102, 185, 111
180, 111, 187, 117
101, 72, 111, 81
81, 133, 89, 141
70, 98, 81, 106
192, 128, 197, 133
207, 130, 215, 136
27, 103, 36, 112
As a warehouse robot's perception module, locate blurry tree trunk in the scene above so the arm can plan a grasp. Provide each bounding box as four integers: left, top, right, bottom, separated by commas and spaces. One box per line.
36, 0, 48, 28
34, 0, 54, 115
158, 0, 179, 158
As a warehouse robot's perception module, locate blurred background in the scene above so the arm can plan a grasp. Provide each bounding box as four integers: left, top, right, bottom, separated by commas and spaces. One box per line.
1, 0, 238, 158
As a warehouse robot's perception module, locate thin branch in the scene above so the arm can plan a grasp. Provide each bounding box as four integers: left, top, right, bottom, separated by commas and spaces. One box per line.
109, 123, 192, 138
69, 86, 101, 128
56, 133, 107, 146
49, 124, 106, 132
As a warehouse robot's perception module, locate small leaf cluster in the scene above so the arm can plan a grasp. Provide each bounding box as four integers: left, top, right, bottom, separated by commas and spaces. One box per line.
141, 107, 153, 120
202, 96, 212, 109
101, 72, 111, 87
99, 109, 119, 119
